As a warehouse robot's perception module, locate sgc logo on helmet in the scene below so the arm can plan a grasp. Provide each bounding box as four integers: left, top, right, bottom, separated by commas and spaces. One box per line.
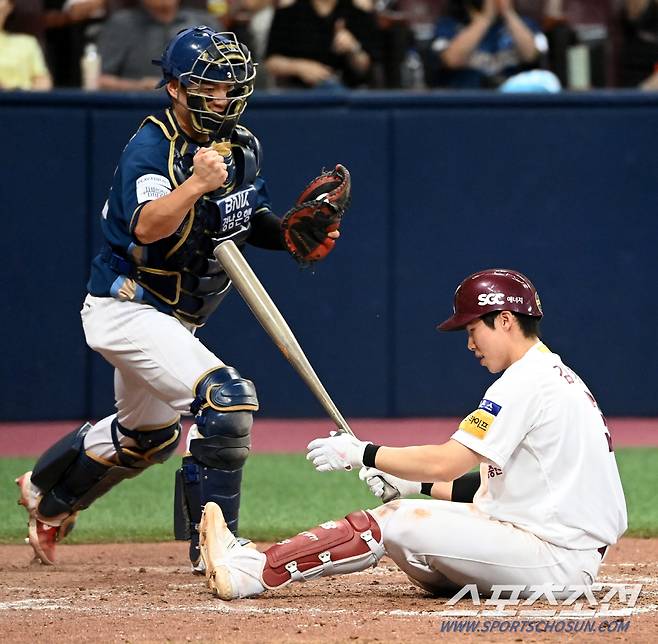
477, 293, 505, 306
437, 269, 543, 331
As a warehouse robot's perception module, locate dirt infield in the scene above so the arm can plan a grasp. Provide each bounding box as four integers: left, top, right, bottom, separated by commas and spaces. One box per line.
2, 422, 656, 642
1, 538, 656, 643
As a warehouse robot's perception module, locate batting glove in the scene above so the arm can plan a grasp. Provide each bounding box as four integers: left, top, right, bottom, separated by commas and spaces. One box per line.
358, 467, 421, 499
306, 432, 369, 472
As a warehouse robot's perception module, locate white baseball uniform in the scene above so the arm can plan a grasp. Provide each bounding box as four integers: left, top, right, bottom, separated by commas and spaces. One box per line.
215, 342, 628, 598
379, 341, 627, 593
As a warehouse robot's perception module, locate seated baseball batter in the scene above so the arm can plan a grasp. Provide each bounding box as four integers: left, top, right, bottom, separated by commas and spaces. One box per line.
196, 268, 627, 600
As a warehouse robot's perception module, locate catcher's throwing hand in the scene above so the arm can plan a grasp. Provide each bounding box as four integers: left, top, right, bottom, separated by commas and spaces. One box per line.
306, 432, 369, 472
190, 147, 228, 193
281, 164, 351, 264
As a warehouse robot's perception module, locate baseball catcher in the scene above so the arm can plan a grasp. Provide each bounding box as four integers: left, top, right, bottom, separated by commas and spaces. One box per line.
16, 26, 351, 570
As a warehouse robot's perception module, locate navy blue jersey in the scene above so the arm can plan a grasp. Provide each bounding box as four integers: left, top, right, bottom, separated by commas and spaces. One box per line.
88, 108, 282, 325
432, 16, 547, 88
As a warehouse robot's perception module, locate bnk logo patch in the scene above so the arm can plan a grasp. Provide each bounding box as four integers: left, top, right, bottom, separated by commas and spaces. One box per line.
478, 399, 502, 416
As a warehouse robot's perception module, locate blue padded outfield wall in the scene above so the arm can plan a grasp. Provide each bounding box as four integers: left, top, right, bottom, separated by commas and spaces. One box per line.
1, 91, 656, 421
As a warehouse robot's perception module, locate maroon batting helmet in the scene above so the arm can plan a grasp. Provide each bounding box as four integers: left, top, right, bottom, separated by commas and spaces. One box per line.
437, 269, 543, 332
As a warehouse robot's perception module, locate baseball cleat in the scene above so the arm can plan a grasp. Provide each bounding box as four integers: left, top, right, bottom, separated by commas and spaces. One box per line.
16, 471, 78, 565
191, 558, 206, 575
199, 502, 241, 600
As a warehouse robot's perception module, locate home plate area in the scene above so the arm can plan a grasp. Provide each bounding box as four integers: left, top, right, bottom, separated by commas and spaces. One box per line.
0, 538, 656, 643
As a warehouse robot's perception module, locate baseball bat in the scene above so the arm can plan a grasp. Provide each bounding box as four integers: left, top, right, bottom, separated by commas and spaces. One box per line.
214, 239, 399, 502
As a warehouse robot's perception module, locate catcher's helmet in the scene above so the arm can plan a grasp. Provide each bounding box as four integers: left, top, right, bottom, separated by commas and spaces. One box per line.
437, 269, 543, 332
153, 26, 256, 139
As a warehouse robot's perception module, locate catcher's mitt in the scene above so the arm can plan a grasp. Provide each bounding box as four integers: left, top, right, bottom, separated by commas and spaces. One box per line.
281, 164, 351, 263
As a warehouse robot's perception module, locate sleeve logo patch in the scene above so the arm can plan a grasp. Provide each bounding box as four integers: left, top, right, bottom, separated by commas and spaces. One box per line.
136, 174, 172, 204
459, 408, 495, 439
478, 398, 502, 416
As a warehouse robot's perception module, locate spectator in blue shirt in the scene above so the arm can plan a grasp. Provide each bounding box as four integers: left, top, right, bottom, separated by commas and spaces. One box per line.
429, 0, 548, 89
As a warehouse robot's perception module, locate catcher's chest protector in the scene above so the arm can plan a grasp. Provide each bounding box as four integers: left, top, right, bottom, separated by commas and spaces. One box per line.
262, 510, 384, 588
133, 116, 261, 324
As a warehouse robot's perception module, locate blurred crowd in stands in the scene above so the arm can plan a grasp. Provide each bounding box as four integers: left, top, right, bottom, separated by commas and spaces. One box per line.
1, 0, 657, 91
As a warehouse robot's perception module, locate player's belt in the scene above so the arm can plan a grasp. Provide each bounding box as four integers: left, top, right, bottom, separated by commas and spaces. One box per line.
102, 248, 180, 305
101, 247, 230, 324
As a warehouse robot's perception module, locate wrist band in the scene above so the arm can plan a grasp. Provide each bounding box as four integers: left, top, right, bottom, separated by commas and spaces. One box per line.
362, 443, 381, 468
420, 482, 433, 497
451, 471, 481, 503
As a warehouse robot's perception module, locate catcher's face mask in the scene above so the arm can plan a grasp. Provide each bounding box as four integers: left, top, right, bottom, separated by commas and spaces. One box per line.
155, 28, 256, 140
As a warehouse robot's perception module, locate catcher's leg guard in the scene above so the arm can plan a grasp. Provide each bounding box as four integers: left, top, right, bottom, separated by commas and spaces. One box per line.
33, 418, 181, 520
17, 419, 176, 564
174, 366, 258, 564
199, 503, 384, 600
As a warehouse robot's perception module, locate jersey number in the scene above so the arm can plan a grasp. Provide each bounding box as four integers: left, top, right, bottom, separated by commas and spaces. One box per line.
553, 365, 613, 452
585, 391, 613, 452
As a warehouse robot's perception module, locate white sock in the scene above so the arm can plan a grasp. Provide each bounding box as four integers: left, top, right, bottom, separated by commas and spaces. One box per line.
223, 548, 268, 598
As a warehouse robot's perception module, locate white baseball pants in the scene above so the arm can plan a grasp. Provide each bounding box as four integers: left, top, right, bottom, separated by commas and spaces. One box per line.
212, 499, 604, 600
79, 295, 223, 458
373, 499, 603, 596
